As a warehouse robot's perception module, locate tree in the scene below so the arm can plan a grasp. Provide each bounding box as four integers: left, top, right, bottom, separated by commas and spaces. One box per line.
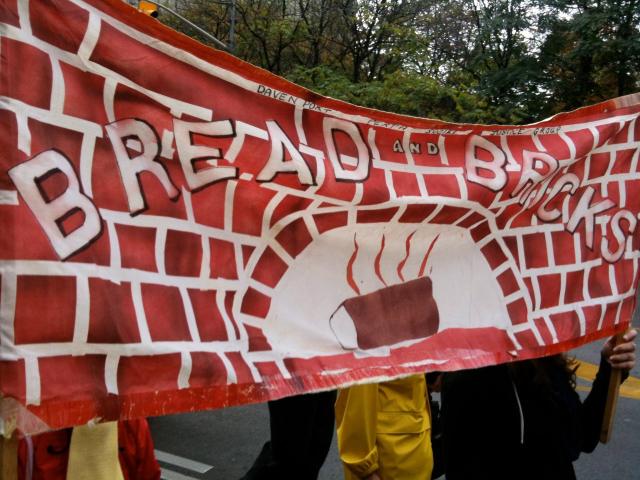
332, 0, 428, 82
150, 0, 639, 124
538, 0, 640, 114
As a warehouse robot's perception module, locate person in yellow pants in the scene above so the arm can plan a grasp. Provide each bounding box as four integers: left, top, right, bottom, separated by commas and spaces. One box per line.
335, 374, 433, 480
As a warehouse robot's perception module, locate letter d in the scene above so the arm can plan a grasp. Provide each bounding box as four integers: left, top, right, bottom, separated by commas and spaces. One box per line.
8, 150, 103, 260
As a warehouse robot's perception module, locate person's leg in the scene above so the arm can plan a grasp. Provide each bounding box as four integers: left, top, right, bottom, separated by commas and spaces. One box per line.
242, 391, 336, 480
269, 392, 334, 479
240, 440, 274, 479
305, 390, 338, 478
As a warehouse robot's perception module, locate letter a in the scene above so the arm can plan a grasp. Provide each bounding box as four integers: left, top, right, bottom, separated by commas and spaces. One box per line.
257, 121, 314, 184
8, 150, 103, 260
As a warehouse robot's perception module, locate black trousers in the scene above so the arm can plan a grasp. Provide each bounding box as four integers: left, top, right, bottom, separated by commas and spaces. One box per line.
241, 390, 337, 480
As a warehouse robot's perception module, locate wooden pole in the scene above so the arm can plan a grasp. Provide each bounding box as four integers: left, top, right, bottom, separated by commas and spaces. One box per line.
0, 434, 18, 480
600, 332, 626, 443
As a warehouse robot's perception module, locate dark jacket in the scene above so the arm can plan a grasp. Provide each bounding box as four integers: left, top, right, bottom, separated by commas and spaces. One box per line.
440, 356, 620, 480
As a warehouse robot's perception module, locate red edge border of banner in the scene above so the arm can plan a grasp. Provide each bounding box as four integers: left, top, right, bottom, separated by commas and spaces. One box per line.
18, 321, 630, 433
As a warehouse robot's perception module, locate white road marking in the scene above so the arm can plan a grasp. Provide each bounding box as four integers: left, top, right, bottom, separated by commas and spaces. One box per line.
160, 468, 201, 480
155, 450, 213, 473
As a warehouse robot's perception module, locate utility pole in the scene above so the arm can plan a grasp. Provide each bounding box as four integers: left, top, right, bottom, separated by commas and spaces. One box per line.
229, 0, 236, 53
136, 0, 231, 52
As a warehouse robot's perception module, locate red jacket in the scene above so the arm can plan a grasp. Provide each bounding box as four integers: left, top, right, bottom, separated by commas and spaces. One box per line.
18, 419, 161, 480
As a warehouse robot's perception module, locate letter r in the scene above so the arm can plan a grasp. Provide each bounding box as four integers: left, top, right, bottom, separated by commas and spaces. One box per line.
105, 118, 179, 215
8, 150, 103, 260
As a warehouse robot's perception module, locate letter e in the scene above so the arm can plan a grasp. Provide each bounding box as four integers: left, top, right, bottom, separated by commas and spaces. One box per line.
173, 118, 238, 191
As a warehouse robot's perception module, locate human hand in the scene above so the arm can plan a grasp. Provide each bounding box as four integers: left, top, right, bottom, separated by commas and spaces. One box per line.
426, 372, 443, 392
602, 329, 637, 371
363, 471, 382, 480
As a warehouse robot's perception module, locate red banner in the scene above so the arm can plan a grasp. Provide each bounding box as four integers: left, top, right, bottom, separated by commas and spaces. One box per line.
1, 0, 639, 434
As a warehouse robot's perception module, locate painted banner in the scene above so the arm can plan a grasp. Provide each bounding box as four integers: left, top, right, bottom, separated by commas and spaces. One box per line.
1, 0, 639, 434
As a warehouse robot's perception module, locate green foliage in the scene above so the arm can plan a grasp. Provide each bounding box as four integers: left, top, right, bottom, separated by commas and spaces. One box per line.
537, 0, 640, 115
155, 0, 640, 125
285, 66, 504, 124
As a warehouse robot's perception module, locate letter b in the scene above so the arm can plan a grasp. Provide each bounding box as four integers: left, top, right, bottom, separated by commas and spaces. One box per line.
465, 135, 507, 191
8, 150, 103, 260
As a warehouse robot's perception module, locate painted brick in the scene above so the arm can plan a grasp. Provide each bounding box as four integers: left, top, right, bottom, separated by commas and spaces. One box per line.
209, 238, 238, 279
30, 0, 89, 53
188, 289, 228, 342
40, 355, 107, 402
270, 196, 313, 228
481, 241, 509, 270
359, 167, 390, 205
537, 273, 562, 309
587, 263, 614, 299
313, 211, 348, 234
232, 183, 278, 236
164, 229, 202, 277
357, 207, 398, 224
252, 247, 288, 288
551, 231, 576, 265
506, 298, 528, 325
398, 204, 437, 223
423, 174, 460, 198
116, 224, 157, 272
88, 278, 141, 344
275, 217, 313, 258
0, 0, 19, 27
189, 352, 227, 388
550, 311, 581, 343
245, 326, 273, 352
225, 352, 255, 385
564, 270, 585, 305
533, 318, 555, 345
429, 205, 469, 225
61, 62, 109, 126
141, 284, 192, 341
497, 269, 519, 297
392, 171, 421, 197
522, 232, 548, 269
514, 329, 541, 349
254, 361, 280, 378
14, 275, 76, 344
0, 38, 52, 109
118, 354, 181, 395
240, 287, 271, 318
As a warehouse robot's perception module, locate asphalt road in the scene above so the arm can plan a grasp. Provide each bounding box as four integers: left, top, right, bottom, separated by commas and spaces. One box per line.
150, 320, 639, 480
